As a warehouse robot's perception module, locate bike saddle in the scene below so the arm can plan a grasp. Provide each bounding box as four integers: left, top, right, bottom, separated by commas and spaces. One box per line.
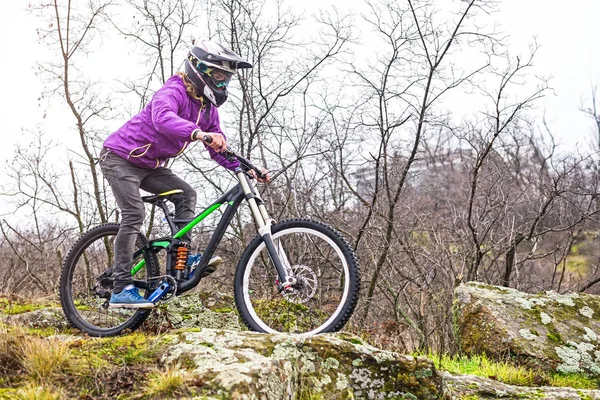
141, 189, 184, 204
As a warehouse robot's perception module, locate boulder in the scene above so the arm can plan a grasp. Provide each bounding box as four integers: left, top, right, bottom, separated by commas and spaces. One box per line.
444, 372, 600, 399
145, 292, 243, 331
454, 282, 600, 375
162, 328, 443, 399
1, 307, 71, 331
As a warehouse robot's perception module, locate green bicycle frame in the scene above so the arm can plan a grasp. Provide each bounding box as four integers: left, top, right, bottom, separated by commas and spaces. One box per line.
129, 168, 292, 296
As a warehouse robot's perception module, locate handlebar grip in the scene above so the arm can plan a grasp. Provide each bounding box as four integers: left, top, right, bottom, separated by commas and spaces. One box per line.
199, 137, 266, 180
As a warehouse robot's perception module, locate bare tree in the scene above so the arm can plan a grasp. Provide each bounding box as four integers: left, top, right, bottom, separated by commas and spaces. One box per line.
346, 0, 503, 329
32, 0, 116, 226
108, 0, 200, 108
581, 85, 600, 152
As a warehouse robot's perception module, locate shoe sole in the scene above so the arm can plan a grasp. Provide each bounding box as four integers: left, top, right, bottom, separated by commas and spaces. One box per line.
208, 256, 223, 267
108, 303, 155, 309
202, 256, 223, 277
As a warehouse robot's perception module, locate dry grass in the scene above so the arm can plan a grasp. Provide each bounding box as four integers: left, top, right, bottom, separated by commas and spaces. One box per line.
0, 324, 26, 379
21, 338, 70, 383
16, 383, 65, 400
0, 323, 173, 398
0, 323, 70, 386
145, 366, 188, 399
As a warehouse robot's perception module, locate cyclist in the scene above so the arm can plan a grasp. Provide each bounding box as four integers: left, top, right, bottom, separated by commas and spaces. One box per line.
100, 40, 255, 308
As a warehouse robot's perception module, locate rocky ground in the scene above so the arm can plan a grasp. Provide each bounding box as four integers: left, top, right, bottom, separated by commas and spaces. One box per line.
0, 285, 599, 399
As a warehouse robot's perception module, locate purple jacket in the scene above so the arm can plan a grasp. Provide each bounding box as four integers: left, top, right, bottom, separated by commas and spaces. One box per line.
104, 75, 239, 170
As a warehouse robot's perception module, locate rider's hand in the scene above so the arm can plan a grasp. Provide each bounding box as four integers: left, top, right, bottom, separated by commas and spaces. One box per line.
250, 169, 270, 183
202, 133, 227, 153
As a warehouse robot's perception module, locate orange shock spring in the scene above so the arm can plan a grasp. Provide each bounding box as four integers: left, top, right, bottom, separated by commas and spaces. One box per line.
174, 245, 189, 270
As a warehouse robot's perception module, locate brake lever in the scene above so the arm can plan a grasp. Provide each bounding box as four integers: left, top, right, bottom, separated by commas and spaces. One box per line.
222, 150, 237, 162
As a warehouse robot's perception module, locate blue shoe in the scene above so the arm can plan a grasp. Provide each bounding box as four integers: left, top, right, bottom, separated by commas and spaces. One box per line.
109, 285, 154, 309
187, 253, 223, 278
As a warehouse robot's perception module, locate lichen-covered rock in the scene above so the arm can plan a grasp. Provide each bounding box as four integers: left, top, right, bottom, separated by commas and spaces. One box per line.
162, 328, 443, 399
146, 292, 243, 331
454, 282, 600, 375
0, 293, 242, 333
0, 307, 71, 330
443, 372, 600, 399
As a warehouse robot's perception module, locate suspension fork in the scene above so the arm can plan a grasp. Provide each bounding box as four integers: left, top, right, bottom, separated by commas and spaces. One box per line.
236, 170, 295, 289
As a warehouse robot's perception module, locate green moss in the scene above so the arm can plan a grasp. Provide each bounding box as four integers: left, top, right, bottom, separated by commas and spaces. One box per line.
344, 337, 363, 345
465, 282, 511, 294
578, 391, 594, 400
454, 300, 506, 356
73, 332, 162, 367
546, 330, 562, 343
177, 327, 201, 333
0, 296, 64, 316
212, 307, 234, 313
26, 327, 61, 337
565, 254, 590, 275
549, 373, 598, 389
0, 301, 46, 315
252, 298, 326, 332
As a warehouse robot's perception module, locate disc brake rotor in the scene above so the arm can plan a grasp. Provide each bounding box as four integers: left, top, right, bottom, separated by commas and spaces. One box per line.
282, 265, 318, 304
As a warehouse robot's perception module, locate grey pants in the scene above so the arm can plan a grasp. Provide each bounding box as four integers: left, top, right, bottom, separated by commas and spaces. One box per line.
99, 149, 197, 292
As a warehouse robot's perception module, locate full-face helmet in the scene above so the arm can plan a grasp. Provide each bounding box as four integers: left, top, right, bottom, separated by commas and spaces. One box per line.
184, 40, 252, 107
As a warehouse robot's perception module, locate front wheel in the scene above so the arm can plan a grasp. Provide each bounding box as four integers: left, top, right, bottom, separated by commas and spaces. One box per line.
234, 219, 360, 334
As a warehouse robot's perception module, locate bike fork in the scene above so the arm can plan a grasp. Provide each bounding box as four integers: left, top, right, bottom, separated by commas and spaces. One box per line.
236, 171, 295, 290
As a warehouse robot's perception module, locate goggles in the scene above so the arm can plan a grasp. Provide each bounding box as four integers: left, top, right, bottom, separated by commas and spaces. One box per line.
189, 54, 233, 90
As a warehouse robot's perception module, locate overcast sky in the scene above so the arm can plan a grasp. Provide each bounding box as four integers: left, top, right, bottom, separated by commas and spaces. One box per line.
0, 0, 599, 164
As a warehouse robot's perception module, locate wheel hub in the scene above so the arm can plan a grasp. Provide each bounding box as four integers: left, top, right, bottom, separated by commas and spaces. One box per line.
282, 265, 318, 304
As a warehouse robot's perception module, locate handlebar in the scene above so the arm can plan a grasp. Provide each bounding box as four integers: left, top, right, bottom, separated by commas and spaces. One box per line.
202, 135, 267, 181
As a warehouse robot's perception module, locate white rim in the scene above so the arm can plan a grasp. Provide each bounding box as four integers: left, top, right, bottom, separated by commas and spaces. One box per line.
242, 227, 350, 335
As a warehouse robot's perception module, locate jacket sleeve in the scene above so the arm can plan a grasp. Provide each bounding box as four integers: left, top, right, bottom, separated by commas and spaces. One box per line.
150, 79, 197, 140
204, 109, 241, 171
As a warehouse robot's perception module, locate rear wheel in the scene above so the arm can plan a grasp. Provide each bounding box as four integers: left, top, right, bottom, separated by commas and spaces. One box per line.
234, 219, 360, 334
59, 223, 159, 337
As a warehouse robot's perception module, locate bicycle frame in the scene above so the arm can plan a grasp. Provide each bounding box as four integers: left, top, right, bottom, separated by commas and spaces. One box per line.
132, 168, 292, 297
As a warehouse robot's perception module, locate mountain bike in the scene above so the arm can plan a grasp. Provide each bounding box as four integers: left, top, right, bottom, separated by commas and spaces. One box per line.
59, 145, 360, 337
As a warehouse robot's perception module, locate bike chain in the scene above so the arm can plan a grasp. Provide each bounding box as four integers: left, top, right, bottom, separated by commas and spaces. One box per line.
145, 275, 178, 303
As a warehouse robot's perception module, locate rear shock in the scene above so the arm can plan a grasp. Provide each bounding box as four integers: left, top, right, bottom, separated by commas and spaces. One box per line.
174, 244, 189, 281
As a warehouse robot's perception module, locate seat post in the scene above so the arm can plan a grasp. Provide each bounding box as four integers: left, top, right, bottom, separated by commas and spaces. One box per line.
157, 200, 179, 235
